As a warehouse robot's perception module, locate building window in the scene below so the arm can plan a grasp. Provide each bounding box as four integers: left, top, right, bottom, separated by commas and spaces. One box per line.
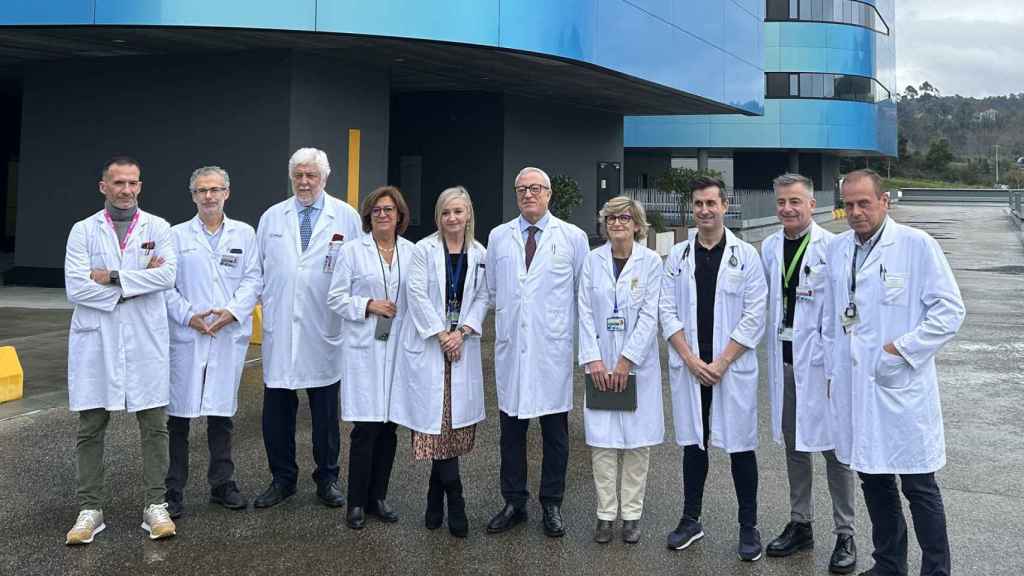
765, 0, 889, 34
766, 72, 891, 103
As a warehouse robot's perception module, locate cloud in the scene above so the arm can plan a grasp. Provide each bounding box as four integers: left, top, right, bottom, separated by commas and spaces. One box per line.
897, 2, 1024, 97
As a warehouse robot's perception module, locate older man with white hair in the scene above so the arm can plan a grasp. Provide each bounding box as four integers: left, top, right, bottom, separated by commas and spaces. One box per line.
253, 147, 363, 509
484, 166, 589, 537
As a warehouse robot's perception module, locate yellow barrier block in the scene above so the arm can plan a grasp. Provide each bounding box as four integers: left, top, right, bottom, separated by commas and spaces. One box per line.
250, 305, 263, 345
0, 346, 24, 404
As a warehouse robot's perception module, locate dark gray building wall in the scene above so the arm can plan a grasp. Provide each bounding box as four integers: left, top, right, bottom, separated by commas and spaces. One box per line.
388, 92, 504, 242
13, 50, 391, 276
15, 51, 294, 271
624, 150, 671, 188
502, 96, 623, 235
288, 55, 389, 208
733, 150, 790, 189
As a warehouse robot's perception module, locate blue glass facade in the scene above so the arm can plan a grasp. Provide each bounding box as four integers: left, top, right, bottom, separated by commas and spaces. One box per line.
0, 0, 764, 115
625, 0, 896, 156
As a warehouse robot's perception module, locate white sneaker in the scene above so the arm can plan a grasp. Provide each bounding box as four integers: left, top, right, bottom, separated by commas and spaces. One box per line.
66, 509, 105, 545
141, 503, 177, 540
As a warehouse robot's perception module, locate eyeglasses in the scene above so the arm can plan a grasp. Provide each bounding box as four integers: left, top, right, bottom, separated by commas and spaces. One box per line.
372, 206, 396, 216
605, 214, 634, 224
514, 184, 550, 197
193, 186, 227, 195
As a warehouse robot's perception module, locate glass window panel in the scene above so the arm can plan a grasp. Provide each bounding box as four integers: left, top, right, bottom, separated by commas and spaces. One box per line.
824, 74, 835, 98
766, 73, 790, 97
790, 73, 800, 96
800, 73, 813, 96
790, 0, 799, 19
844, 0, 853, 23
811, 0, 822, 20
766, 0, 790, 20
812, 73, 825, 97
800, 0, 811, 20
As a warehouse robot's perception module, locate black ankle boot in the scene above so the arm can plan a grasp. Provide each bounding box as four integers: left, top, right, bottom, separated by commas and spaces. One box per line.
425, 461, 444, 530
440, 459, 467, 538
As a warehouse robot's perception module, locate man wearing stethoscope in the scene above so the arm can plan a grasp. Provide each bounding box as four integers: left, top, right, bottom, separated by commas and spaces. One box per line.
660, 176, 768, 562
823, 169, 965, 576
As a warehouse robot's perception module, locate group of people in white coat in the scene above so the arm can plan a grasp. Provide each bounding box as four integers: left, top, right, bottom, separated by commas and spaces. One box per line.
63, 149, 963, 576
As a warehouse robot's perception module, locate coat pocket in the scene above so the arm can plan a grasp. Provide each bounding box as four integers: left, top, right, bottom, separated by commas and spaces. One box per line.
70, 307, 102, 333
882, 273, 909, 307
874, 351, 911, 389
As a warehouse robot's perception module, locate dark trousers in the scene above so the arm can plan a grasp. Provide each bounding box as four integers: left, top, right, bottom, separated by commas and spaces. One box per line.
347, 421, 398, 507
499, 410, 569, 508
261, 381, 340, 489
165, 415, 235, 499
859, 472, 951, 576
682, 384, 759, 527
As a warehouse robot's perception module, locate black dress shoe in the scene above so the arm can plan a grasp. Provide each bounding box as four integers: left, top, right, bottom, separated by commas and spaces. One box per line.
368, 499, 399, 523
253, 482, 296, 509
486, 504, 527, 534
829, 534, 857, 574
542, 504, 565, 538
766, 521, 814, 557
210, 482, 248, 510
316, 481, 346, 508
622, 519, 641, 544
594, 519, 613, 544
346, 506, 366, 530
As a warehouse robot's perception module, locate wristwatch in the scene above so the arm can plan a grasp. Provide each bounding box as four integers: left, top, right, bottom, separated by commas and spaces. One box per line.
109, 270, 120, 285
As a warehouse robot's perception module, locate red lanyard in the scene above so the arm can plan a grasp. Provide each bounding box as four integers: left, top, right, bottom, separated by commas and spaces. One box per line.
104, 210, 140, 252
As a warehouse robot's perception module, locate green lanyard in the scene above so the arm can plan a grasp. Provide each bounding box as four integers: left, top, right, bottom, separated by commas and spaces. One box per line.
781, 233, 812, 321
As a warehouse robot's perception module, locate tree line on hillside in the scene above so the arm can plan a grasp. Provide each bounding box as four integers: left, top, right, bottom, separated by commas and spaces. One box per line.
847, 82, 1024, 188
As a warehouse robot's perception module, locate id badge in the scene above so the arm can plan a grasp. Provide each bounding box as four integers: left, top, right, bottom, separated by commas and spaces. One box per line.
778, 326, 794, 342
606, 316, 625, 332
841, 303, 859, 328
220, 254, 240, 268
795, 285, 813, 301
323, 241, 342, 274
374, 316, 393, 341
446, 309, 460, 327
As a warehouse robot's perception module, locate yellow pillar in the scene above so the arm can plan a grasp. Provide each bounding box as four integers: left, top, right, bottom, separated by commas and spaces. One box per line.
347, 128, 361, 209
250, 305, 263, 346
0, 346, 24, 403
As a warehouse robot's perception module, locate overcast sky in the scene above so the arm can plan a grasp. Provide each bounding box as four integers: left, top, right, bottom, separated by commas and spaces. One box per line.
897, 1, 1024, 98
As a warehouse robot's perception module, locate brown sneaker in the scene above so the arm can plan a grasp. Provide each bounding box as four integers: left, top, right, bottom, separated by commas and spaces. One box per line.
66, 510, 105, 545
141, 503, 177, 540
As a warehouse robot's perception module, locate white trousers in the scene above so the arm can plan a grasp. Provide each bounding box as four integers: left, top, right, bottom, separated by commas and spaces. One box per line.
591, 447, 651, 521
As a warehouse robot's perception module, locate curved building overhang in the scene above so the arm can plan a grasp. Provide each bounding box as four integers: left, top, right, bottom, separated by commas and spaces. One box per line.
0, 0, 765, 116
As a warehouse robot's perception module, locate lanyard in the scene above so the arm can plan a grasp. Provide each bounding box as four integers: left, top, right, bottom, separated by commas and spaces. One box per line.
849, 223, 884, 297
608, 252, 631, 314
375, 238, 401, 304
444, 240, 466, 314
103, 210, 140, 252
781, 233, 811, 316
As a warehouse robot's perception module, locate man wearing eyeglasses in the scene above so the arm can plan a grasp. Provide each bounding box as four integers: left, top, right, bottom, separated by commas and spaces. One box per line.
484, 166, 590, 537
253, 148, 363, 510
163, 166, 261, 519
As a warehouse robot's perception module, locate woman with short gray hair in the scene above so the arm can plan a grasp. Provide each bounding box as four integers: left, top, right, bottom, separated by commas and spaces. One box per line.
577, 195, 665, 544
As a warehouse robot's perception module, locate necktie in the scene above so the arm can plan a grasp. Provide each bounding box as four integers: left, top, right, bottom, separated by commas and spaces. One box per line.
525, 226, 539, 270
300, 207, 313, 252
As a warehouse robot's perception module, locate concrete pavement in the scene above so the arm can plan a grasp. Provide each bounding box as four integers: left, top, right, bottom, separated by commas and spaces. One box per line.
0, 203, 1021, 575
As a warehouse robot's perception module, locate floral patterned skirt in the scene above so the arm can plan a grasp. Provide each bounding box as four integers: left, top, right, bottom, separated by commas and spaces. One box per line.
411, 360, 476, 460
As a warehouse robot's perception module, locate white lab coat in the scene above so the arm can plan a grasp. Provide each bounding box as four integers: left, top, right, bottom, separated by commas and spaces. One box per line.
659, 228, 768, 452
485, 214, 589, 419
256, 193, 363, 389
390, 235, 489, 434
578, 243, 665, 449
164, 216, 261, 418
328, 235, 414, 422
823, 217, 965, 474
64, 209, 177, 412
761, 222, 836, 452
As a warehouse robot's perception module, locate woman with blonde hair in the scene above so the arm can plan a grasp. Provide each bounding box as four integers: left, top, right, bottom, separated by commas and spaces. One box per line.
391, 186, 488, 538
577, 195, 665, 544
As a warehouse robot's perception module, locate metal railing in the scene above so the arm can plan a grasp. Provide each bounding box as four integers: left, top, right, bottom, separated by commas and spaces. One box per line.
1011, 190, 1023, 218
624, 186, 835, 227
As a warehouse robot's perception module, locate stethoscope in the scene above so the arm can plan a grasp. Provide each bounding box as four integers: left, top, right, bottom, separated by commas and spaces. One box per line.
672, 242, 739, 275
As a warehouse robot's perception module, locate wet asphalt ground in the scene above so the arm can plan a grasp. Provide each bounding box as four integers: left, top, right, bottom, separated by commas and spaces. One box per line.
0, 203, 1022, 575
